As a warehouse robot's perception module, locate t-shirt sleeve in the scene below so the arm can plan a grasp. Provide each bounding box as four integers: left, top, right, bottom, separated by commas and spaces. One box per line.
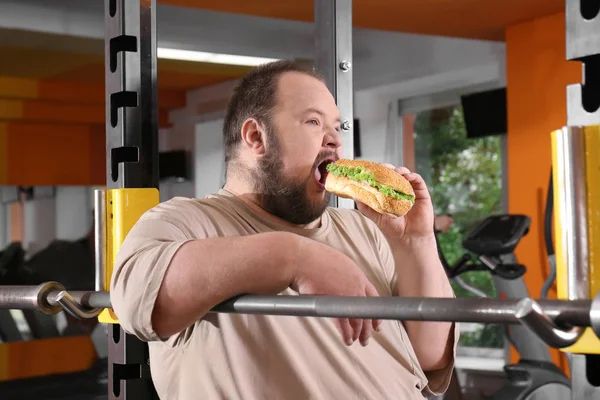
109, 199, 207, 345
422, 319, 460, 396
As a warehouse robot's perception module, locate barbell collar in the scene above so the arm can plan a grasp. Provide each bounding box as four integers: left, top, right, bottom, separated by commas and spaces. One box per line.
54, 290, 102, 320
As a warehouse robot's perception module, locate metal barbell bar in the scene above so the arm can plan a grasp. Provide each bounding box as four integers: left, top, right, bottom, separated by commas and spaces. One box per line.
1, 281, 599, 349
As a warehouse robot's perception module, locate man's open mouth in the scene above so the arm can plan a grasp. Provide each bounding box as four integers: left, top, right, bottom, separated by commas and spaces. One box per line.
315, 157, 336, 186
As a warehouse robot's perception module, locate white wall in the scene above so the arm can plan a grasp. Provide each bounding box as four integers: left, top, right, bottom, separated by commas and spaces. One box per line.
23, 193, 56, 256
0, 202, 7, 249
354, 91, 398, 165
159, 121, 197, 203
159, 117, 226, 202
0, 186, 18, 249
0, 186, 94, 256
195, 119, 226, 199
55, 186, 92, 240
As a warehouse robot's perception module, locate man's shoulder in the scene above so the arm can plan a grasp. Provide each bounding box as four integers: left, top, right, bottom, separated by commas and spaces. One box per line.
128, 191, 252, 239
140, 192, 238, 226
158, 194, 222, 209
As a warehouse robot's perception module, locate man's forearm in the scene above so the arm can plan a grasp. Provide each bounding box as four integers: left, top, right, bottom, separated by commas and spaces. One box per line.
152, 231, 299, 338
389, 235, 455, 371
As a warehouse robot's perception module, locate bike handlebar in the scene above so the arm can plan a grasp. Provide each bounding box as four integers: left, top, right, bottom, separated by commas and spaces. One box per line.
435, 232, 526, 281
435, 233, 484, 278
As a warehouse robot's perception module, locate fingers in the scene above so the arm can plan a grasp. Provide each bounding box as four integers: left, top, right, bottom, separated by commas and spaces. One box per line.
403, 171, 425, 185
357, 283, 381, 346
396, 167, 412, 176
365, 282, 383, 333
335, 318, 355, 346
382, 163, 410, 174
335, 283, 382, 347
337, 318, 373, 347
371, 318, 382, 335
398, 170, 430, 201
359, 319, 372, 346
407, 175, 430, 201
381, 163, 421, 185
378, 163, 433, 202
350, 318, 363, 344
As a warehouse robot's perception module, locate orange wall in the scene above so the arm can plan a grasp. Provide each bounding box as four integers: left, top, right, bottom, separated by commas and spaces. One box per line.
506, 12, 580, 370
0, 335, 97, 381
0, 123, 106, 186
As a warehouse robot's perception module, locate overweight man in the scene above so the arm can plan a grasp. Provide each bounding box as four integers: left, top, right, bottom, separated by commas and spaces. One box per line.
110, 60, 459, 399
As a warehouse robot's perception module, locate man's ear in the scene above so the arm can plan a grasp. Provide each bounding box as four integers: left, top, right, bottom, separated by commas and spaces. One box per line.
240, 118, 266, 155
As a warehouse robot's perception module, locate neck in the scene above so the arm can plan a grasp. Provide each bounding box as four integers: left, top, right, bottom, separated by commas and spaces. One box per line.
223, 173, 322, 230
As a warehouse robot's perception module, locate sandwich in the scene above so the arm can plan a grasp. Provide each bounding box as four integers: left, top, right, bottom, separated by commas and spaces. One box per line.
325, 159, 415, 217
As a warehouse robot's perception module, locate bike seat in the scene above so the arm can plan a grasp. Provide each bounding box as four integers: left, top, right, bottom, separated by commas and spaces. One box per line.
463, 214, 531, 256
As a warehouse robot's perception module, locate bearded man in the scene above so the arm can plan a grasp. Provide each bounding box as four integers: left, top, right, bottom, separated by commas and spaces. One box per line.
110, 60, 458, 400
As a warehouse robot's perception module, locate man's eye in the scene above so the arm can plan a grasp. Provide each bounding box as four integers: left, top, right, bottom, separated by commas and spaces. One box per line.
307, 119, 319, 126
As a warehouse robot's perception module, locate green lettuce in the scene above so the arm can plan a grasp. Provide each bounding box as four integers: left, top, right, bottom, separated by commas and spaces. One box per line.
326, 164, 415, 203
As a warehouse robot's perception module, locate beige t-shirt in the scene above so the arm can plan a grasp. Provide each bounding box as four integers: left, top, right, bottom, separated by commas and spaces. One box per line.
110, 189, 459, 400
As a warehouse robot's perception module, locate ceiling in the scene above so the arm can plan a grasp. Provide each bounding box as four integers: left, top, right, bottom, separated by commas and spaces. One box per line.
158, 0, 564, 42
0, 0, 563, 138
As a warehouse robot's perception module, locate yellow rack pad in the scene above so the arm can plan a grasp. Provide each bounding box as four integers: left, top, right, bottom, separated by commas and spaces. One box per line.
99, 188, 159, 324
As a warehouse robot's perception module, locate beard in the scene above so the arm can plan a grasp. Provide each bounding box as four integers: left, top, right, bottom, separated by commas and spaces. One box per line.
250, 132, 332, 225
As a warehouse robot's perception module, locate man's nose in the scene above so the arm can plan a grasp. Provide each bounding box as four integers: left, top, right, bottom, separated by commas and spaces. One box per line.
324, 128, 342, 149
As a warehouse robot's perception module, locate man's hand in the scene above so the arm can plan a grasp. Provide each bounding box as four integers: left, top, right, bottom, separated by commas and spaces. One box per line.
290, 237, 381, 347
356, 165, 435, 241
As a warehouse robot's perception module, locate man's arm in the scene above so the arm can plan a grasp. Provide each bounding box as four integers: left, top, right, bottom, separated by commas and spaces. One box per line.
151, 232, 299, 338
356, 166, 456, 373
110, 215, 300, 341
389, 235, 455, 371
111, 210, 382, 345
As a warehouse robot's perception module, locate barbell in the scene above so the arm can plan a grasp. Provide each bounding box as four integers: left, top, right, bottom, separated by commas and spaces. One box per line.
1, 281, 599, 349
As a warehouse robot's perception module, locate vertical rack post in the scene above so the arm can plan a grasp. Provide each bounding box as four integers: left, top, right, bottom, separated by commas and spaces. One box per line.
103, 0, 161, 398
314, 0, 355, 209
559, 0, 600, 398
94, 189, 106, 293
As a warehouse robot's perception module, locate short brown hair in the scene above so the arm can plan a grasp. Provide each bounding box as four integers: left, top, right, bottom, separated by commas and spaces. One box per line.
222, 60, 322, 166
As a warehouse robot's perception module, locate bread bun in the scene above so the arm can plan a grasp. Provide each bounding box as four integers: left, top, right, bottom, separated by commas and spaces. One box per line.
324, 159, 415, 217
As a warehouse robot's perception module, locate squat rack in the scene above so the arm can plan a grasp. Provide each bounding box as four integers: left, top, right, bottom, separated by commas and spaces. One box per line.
1, 0, 600, 399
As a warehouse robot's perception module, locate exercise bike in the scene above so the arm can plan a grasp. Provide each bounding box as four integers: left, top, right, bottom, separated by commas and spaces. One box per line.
437, 213, 571, 400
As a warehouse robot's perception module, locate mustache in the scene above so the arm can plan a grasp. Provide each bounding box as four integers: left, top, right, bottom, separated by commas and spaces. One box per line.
312, 150, 339, 170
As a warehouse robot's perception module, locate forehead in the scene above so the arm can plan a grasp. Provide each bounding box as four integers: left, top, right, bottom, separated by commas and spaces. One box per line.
275, 71, 339, 118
